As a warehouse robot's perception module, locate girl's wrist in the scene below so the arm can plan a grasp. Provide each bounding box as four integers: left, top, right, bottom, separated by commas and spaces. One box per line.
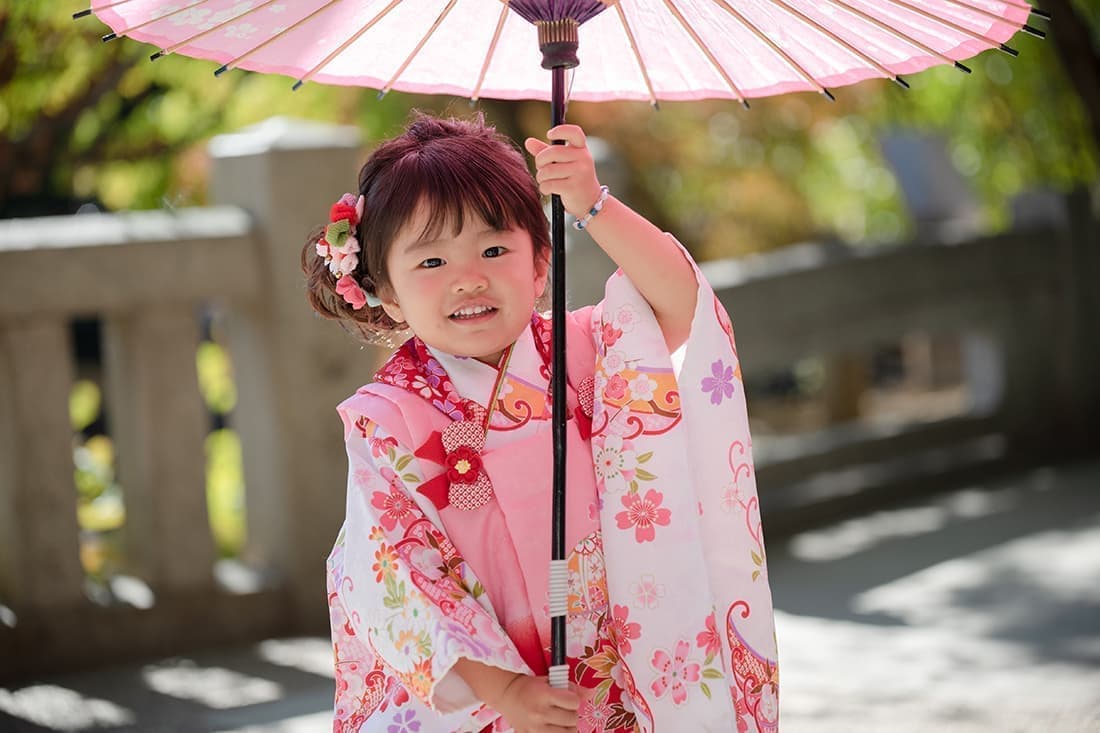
486, 671, 525, 709
572, 185, 610, 230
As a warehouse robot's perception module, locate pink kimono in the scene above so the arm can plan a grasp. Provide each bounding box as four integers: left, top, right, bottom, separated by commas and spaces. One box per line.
327, 239, 779, 732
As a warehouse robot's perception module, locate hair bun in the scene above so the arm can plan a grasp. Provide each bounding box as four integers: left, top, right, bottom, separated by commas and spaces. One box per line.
406, 112, 490, 144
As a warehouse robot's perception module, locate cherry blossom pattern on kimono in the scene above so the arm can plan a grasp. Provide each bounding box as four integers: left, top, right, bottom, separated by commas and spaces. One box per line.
328, 414, 530, 732
587, 235, 779, 732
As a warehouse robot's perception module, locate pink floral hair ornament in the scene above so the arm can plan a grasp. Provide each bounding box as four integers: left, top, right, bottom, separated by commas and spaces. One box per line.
316, 193, 382, 310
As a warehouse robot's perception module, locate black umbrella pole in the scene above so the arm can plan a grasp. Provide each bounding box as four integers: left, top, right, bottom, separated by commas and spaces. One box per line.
537, 16, 579, 691
548, 61, 569, 689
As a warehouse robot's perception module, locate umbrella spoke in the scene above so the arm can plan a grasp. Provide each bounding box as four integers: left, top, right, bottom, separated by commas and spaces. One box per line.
868, 0, 1019, 55
381, 0, 460, 98
151, 0, 285, 60
708, 0, 835, 100
472, 2, 511, 102
74, 0, 140, 21
293, 0, 405, 90
826, 0, 973, 73
936, 0, 1046, 37
660, 0, 749, 107
215, 0, 345, 77
613, 3, 659, 108
761, 0, 911, 89
100, 0, 212, 42
986, 0, 1050, 20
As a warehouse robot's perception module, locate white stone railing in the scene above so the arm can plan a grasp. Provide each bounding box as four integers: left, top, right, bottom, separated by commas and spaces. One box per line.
0, 119, 1095, 679
705, 212, 1099, 530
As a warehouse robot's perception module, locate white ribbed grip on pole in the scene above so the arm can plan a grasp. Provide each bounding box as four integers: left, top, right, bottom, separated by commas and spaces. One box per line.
548, 559, 568, 617
548, 663, 570, 689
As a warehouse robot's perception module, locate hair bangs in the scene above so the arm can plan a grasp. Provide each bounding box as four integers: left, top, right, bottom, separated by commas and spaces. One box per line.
412, 145, 532, 244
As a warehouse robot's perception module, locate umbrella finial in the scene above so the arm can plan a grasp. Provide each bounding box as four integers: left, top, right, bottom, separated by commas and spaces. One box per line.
537, 19, 579, 71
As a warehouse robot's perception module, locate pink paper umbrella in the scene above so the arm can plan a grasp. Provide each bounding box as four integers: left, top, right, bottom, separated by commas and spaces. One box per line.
81, 0, 1046, 104
81, 0, 1043, 709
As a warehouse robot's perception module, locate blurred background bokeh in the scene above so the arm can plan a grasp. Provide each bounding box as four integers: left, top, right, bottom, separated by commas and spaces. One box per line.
1, 1, 1098, 730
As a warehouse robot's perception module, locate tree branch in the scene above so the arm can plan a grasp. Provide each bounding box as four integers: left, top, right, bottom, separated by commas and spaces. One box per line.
1039, 0, 1100, 154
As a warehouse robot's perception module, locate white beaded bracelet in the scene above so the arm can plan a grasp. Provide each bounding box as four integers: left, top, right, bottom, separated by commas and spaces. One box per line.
572, 185, 610, 231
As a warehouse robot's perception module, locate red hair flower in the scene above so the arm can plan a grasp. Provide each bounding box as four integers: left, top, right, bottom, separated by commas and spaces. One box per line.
330, 202, 358, 226
330, 192, 364, 226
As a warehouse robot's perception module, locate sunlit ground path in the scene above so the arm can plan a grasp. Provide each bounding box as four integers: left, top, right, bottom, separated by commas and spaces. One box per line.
3, 460, 1099, 732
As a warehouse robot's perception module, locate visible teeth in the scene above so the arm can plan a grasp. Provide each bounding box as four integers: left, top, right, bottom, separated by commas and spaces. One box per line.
452, 305, 493, 317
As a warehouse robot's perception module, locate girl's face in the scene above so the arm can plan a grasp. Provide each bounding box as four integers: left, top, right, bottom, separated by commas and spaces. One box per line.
379, 204, 549, 366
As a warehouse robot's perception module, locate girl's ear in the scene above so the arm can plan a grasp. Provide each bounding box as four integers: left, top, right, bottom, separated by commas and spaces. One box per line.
533, 251, 550, 296
379, 292, 404, 324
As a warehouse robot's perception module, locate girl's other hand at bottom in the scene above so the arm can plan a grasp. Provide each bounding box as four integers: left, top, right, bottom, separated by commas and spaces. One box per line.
494, 674, 579, 732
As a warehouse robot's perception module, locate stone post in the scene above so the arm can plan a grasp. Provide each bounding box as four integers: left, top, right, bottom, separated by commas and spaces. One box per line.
0, 317, 85, 609
208, 118, 386, 628
102, 305, 214, 593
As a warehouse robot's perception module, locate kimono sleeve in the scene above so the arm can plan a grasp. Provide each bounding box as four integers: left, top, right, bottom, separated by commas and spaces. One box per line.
328, 412, 531, 721
585, 233, 780, 731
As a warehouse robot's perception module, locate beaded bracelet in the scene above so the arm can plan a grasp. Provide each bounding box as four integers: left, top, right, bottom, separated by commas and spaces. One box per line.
572, 185, 610, 231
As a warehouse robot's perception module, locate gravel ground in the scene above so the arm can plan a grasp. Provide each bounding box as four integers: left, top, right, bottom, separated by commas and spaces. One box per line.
3, 461, 1098, 732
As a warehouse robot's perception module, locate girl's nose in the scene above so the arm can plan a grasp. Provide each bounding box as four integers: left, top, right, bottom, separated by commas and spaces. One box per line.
452, 268, 488, 294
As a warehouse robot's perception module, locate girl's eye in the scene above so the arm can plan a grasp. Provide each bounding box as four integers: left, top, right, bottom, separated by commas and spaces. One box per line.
483, 246, 506, 258
419, 257, 444, 269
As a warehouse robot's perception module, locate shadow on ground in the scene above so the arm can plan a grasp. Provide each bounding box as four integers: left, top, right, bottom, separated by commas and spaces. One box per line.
2, 461, 1099, 731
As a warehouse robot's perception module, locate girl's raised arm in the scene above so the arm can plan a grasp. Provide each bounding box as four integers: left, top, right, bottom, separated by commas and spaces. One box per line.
525, 125, 697, 352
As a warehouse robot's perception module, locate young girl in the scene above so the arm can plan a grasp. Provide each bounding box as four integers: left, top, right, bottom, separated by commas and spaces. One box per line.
304, 114, 779, 733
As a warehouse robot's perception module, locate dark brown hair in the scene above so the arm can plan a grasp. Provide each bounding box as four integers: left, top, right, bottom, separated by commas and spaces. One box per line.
301, 112, 550, 345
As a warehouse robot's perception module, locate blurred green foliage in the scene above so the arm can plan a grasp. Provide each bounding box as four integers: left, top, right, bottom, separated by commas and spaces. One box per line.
197, 336, 246, 557
0, 2, 416, 215
197, 340, 236, 415
206, 428, 245, 558
68, 378, 101, 433
562, 4, 1096, 254
4, 2, 1095, 251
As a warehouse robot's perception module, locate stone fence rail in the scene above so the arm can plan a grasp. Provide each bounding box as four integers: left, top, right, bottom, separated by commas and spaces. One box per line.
0, 119, 1096, 680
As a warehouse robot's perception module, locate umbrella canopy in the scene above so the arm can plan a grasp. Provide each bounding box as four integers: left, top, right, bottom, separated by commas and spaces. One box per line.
86, 0, 1042, 105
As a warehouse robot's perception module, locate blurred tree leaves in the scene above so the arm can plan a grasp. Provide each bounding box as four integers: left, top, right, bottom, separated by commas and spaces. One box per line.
564, 0, 1097, 254
2, 1, 1096, 255
0, 2, 413, 217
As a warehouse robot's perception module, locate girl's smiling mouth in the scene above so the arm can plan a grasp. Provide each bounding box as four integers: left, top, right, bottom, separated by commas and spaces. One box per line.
450, 305, 498, 321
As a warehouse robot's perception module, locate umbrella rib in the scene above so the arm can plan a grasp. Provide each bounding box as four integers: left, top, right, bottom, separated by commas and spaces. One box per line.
294, 0, 404, 89
613, 3, 659, 108
472, 1, 511, 102
74, 0, 140, 20
215, 0, 345, 76
760, 0, 911, 88
99, 0, 212, 42
153, 0, 286, 58
708, 0, 834, 100
938, 0, 1046, 37
660, 0, 749, 107
987, 0, 1050, 19
381, 0, 460, 96
871, 0, 1020, 55
826, 0, 973, 73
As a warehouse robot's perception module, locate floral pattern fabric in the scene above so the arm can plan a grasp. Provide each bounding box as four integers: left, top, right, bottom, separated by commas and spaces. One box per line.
327, 236, 778, 731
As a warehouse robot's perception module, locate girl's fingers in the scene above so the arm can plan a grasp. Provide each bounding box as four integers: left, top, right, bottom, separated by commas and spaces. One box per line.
544, 706, 579, 726
535, 161, 582, 184
547, 124, 586, 147
536, 143, 587, 164
524, 137, 549, 156
526, 127, 587, 158
548, 689, 580, 710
